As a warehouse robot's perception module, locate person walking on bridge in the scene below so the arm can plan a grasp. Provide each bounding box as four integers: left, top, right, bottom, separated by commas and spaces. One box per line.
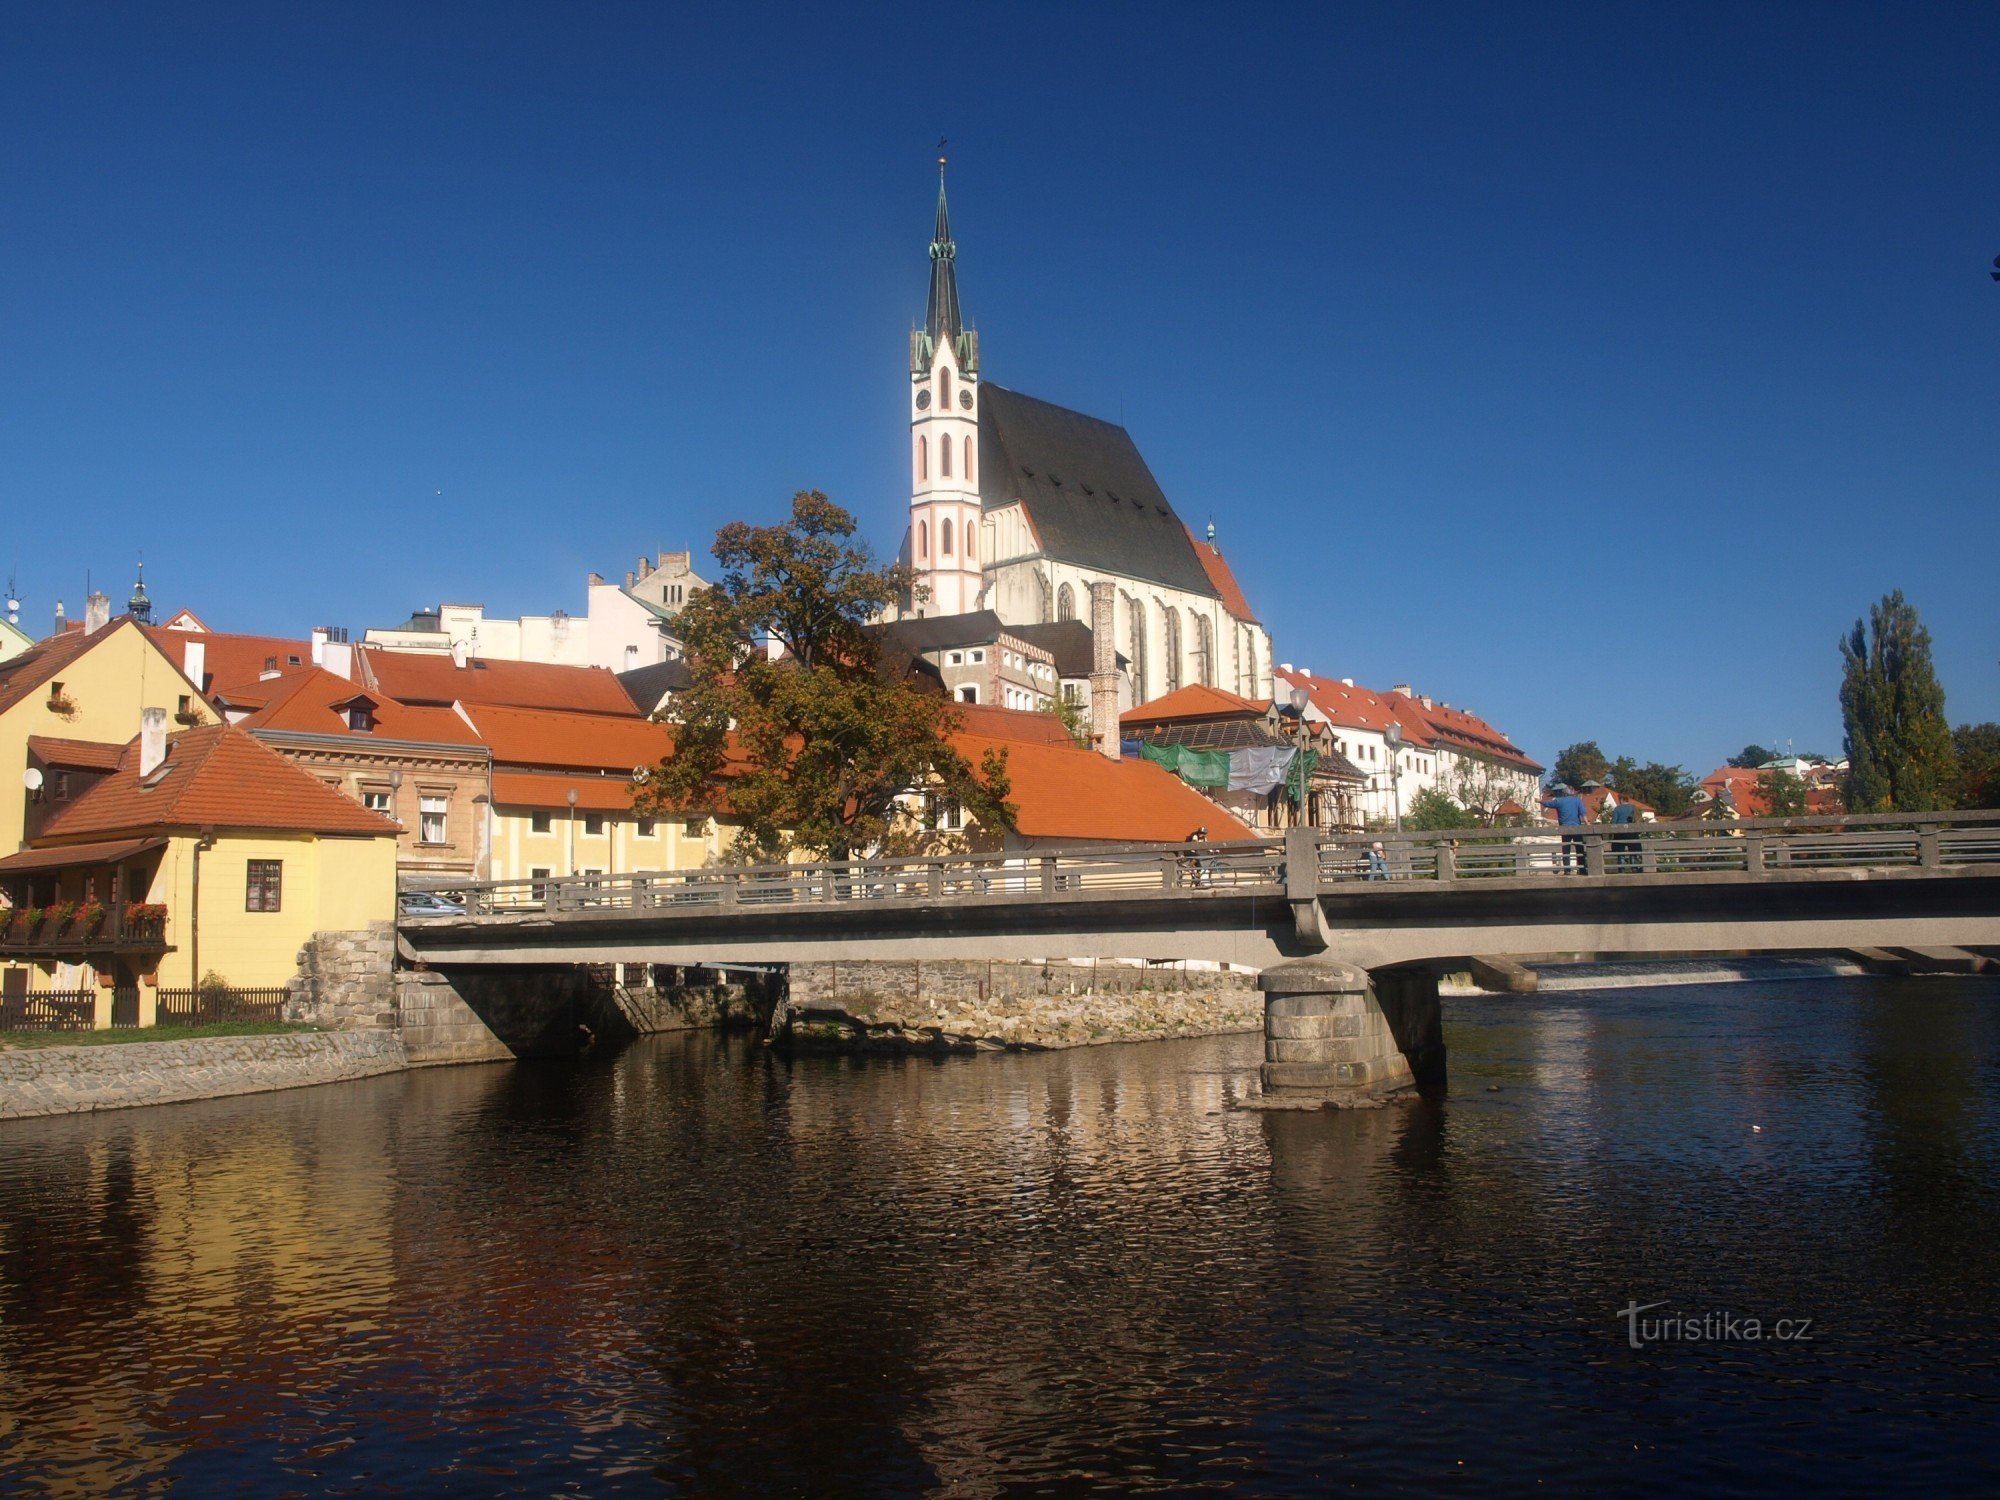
1541, 784, 1587, 873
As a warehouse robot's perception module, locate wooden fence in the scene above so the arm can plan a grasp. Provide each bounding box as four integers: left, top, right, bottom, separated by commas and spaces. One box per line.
153, 987, 291, 1026
0, 990, 97, 1032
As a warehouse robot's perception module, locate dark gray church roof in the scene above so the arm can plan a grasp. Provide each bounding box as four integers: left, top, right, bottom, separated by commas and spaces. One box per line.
977, 384, 1219, 599
1008, 620, 1123, 678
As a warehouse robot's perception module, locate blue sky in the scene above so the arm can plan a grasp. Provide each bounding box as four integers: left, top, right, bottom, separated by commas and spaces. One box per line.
3, 3, 1995, 772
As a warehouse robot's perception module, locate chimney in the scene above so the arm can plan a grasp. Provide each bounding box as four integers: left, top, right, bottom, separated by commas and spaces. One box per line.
1392, 683, 1412, 697
1340, 677, 1354, 687
1088, 580, 1120, 760
1279, 662, 1293, 674
54, 599, 66, 633
139, 707, 168, 777
322, 638, 353, 680
1421, 695, 1434, 710
311, 627, 328, 666
84, 591, 111, 635
182, 639, 206, 692
625, 570, 636, 589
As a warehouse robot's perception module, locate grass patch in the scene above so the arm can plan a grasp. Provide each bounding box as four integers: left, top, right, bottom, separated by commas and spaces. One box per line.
0, 1021, 321, 1049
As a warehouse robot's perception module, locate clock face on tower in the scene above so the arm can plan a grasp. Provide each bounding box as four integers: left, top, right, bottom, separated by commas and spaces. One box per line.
915, 389, 932, 410
958, 389, 973, 409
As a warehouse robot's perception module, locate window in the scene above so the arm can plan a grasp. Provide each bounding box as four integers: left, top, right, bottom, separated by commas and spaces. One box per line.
683, 817, 708, 837
917, 436, 927, 482
420, 795, 448, 844
531, 811, 552, 834
246, 860, 283, 913
1057, 583, 1075, 621
362, 789, 391, 815
928, 794, 964, 831
963, 436, 973, 485
624, 644, 639, 670
918, 520, 929, 558
530, 866, 552, 900
636, 818, 657, 838
940, 366, 951, 408
347, 705, 375, 732
53, 771, 71, 803
968, 648, 985, 663
584, 814, 606, 837
941, 438, 952, 478
941, 518, 954, 556
958, 685, 978, 703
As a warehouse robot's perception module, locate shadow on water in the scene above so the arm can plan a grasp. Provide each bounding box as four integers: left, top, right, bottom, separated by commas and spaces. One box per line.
1, 977, 1997, 1495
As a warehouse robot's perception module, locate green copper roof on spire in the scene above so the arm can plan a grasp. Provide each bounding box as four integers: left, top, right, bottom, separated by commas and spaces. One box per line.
925, 154, 962, 348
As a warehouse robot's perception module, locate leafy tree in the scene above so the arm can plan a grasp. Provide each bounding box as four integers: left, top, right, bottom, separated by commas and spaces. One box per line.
1727, 744, 1778, 769
1839, 590, 1958, 812
637, 491, 1015, 859
1955, 722, 2000, 809
1054, 692, 1092, 750
1551, 741, 1609, 790
1758, 767, 1808, 818
1604, 756, 1697, 818
1405, 786, 1481, 831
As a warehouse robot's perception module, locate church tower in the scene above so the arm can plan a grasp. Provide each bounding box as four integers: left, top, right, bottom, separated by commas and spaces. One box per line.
909, 157, 982, 617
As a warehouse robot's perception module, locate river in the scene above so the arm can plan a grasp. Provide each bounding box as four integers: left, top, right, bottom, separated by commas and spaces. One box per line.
2, 975, 1997, 1495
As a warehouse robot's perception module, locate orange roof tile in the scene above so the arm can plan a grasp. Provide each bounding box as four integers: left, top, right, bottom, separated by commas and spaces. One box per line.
945, 703, 1079, 746
26, 735, 126, 772
143, 625, 315, 695
460, 704, 678, 771
358, 647, 637, 716
236, 667, 484, 747
1276, 668, 1436, 745
1186, 528, 1260, 624
490, 772, 651, 814
1122, 683, 1265, 726
36, 725, 400, 841
954, 732, 1255, 844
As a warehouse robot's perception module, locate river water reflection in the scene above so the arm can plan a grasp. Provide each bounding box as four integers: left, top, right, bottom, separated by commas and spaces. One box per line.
3, 976, 1998, 1495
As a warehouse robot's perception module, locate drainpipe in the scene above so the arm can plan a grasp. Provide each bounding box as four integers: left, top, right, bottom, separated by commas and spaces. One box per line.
189, 827, 216, 990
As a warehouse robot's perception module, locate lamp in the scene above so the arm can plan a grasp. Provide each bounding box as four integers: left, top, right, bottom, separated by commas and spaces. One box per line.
1383, 721, 1404, 833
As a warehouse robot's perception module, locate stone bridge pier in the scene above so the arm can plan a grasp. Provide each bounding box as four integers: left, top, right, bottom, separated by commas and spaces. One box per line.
1257, 958, 1445, 1107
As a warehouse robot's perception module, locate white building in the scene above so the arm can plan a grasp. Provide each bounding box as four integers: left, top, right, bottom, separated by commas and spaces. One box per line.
1277, 666, 1543, 827
366, 552, 709, 674
892, 162, 1272, 710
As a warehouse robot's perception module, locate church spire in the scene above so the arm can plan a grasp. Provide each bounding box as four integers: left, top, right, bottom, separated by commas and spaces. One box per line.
926, 154, 962, 348
913, 151, 976, 376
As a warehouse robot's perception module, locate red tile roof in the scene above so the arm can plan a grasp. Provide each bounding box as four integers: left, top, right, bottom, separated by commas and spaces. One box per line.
36, 725, 400, 840
954, 732, 1255, 844
143, 625, 315, 695
26, 735, 126, 772
236, 667, 484, 747
490, 772, 650, 814
357, 646, 638, 716
1186, 528, 1260, 624
946, 703, 1079, 746
0, 619, 122, 715
1122, 683, 1265, 726
1276, 667, 1541, 773
459, 703, 678, 771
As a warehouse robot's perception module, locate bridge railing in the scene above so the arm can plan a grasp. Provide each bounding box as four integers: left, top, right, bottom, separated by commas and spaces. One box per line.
425, 839, 1290, 919
1314, 810, 2000, 885
410, 810, 2000, 923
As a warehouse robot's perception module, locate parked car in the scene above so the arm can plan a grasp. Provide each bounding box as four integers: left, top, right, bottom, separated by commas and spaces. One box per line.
398, 891, 467, 918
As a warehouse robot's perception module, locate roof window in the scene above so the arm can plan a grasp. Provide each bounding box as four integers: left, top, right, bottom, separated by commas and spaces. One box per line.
142, 763, 174, 789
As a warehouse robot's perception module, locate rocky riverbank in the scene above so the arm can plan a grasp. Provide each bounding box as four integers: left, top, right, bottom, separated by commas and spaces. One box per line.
775, 958, 1263, 1053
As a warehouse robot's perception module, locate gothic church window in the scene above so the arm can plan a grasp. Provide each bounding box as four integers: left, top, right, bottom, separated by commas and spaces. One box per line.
963, 437, 973, 485
941, 439, 952, 478
942, 519, 954, 556
940, 367, 951, 408
918, 521, 928, 559
1056, 583, 1075, 621
1162, 604, 1183, 694
918, 437, 927, 481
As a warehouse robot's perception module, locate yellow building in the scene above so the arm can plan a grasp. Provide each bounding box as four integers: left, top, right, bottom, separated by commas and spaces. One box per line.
456, 704, 740, 883
0, 719, 397, 1026
0, 616, 213, 857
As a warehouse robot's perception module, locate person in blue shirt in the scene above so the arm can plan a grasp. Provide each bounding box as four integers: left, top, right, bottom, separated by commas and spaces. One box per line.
1541, 784, 1588, 873
1606, 791, 1640, 872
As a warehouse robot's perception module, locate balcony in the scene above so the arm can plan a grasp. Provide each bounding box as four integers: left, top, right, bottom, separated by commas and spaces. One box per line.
0, 903, 170, 960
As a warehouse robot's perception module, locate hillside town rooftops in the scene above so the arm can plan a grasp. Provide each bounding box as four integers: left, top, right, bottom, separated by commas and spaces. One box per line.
234, 667, 484, 747
954, 728, 1255, 844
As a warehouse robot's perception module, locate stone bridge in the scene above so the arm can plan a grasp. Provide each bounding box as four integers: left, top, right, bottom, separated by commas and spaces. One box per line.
402, 812, 2000, 1103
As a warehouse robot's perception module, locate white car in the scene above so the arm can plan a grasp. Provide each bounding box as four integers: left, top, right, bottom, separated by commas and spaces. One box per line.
398, 891, 468, 918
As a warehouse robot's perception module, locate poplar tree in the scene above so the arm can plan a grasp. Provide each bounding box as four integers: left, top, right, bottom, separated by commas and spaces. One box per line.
1838, 591, 1958, 813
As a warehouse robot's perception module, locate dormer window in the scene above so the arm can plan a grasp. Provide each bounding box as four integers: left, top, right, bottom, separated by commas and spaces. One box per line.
348, 706, 376, 732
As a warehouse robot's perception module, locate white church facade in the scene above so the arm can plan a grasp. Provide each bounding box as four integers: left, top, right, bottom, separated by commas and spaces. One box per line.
896, 164, 1273, 709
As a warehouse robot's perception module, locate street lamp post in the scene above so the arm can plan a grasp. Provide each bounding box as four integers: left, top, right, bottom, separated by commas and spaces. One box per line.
1384, 721, 1404, 833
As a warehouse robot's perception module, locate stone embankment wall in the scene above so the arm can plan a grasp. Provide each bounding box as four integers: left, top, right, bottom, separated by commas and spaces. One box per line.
0, 1030, 407, 1120
780, 959, 1262, 1052
289, 924, 398, 1029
